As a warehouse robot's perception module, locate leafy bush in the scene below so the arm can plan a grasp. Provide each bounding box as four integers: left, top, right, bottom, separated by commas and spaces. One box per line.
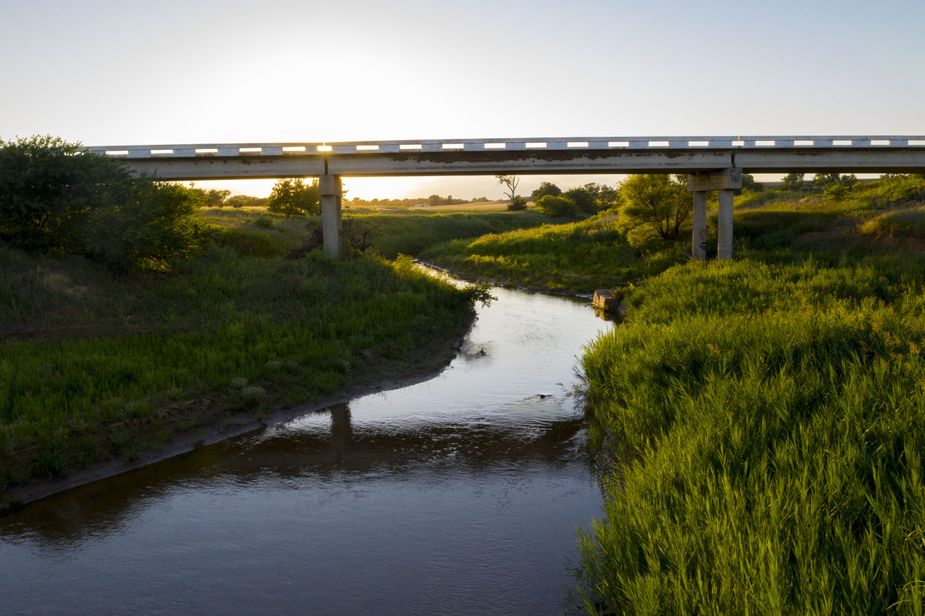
0, 136, 134, 252
267, 179, 320, 217
507, 195, 528, 211
0, 136, 203, 271
84, 182, 204, 271
536, 194, 578, 217
616, 174, 689, 242
530, 181, 562, 202
565, 183, 620, 215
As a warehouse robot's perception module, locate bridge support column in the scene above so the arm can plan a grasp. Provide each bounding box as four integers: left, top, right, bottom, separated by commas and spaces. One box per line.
691, 191, 708, 260
688, 169, 742, 260
717, 189, 734, 260
320, 174, 342, 258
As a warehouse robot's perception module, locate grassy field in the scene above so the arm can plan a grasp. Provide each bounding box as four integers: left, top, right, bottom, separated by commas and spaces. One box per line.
199, 205, 550, 259
422, 215, 687, 293
569, 176, 925, 613
0, 204, 536, 499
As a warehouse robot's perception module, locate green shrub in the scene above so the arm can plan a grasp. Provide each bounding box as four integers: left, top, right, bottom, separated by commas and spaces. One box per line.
0, 136, 134, 252
266, 179, 320, 216
507, 195, 528, 211
84, 182, 204, 271
530, 181, 562, 202
859, 206, 925, 239
212, 228, 286, 257
536, 194, 578, 217
0, 136, 203, 271
616, 174, 690, 240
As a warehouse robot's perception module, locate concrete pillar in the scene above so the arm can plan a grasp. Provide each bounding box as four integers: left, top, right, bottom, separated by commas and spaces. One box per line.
319, 174, 342, 258
717, 189, 734, 260
691, 191, 708, 260
688, 168, 742, 261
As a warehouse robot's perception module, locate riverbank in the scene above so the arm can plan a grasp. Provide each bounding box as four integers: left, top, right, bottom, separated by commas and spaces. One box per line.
2, 207, 522, 509
437, 175, 925, 613
4, 316, 470, 512
421, 214, 687, 295
421, 175, 925, 611
1, 278, 609, 615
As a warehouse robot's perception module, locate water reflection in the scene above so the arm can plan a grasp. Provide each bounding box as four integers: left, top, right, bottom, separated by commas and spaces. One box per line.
1, 286, 611, 615
1, 399, 590, 548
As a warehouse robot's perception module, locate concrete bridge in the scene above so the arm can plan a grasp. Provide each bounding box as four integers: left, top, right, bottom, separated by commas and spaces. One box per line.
84, 136, 925, 259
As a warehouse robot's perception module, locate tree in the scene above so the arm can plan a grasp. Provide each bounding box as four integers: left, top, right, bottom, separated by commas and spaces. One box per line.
616, 174, 690, 241
530, 182, 561, 202
266, 179, 320, 217
496, 174, 520, 205
0, 135, 202, 270
536, 195, 578, 217
564, 183, 620, 215
741, 173, 763, 192
226, 194, 266, 208
781, 172, 805, 191
203, 189, 231, 207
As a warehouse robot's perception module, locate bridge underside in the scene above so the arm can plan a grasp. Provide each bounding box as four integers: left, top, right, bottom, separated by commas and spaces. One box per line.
119, 149, 925, 181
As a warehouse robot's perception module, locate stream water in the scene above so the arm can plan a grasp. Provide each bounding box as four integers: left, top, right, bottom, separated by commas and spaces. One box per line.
1, 283, 611, 615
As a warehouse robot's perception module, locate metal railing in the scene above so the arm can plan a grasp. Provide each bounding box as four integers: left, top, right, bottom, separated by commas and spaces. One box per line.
84, 136, 925, 159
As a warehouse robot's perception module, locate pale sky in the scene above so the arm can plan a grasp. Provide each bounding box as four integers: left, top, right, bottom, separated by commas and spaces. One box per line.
1, 0, 923, 198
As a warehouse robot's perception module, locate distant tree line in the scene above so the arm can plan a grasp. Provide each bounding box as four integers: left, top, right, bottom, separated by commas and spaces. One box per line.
346, 194, 490, 208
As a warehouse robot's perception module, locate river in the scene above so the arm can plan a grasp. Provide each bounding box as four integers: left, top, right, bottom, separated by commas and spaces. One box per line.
0, 282, 611, 615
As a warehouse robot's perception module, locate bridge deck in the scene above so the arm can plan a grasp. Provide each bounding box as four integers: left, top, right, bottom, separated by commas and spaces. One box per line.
83, 136, 925, 180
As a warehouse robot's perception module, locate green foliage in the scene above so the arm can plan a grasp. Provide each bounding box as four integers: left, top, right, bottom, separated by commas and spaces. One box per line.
616, 174, 690, 241
266, 178, 320, 217
83, 182, 204, 271
536, 194, 578, 217
530, 181, 562, 202
577, 258, 925, 614
565, 183, 620, 215
0, 135, 134, 252
422, 215, 686, 293
425, 194, 468, 206
0, 221, 479, 492
226, 194, 267, 208
254, 215, 274, 229
347, 210, 547, 258
740, 172, 763, 192
0, 136, 203, 271
781, 172, 805, 191
860, 206, 925, 239
507, 195, 528, 211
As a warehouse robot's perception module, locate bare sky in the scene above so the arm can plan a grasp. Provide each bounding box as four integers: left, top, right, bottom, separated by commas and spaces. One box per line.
1, 0, 922, 198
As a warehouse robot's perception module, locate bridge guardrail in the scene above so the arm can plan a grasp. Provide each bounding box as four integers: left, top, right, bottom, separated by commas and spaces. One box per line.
84, 136, 925, 160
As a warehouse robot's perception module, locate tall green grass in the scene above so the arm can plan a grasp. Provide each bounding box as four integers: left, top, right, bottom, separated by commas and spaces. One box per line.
423, 215, 687, 293
347, 209, 548, 258
575, 178, 925, 613
0, 209, 483, 495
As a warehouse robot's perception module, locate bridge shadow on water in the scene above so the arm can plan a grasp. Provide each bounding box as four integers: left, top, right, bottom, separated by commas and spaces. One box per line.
1, 400, 593, 548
